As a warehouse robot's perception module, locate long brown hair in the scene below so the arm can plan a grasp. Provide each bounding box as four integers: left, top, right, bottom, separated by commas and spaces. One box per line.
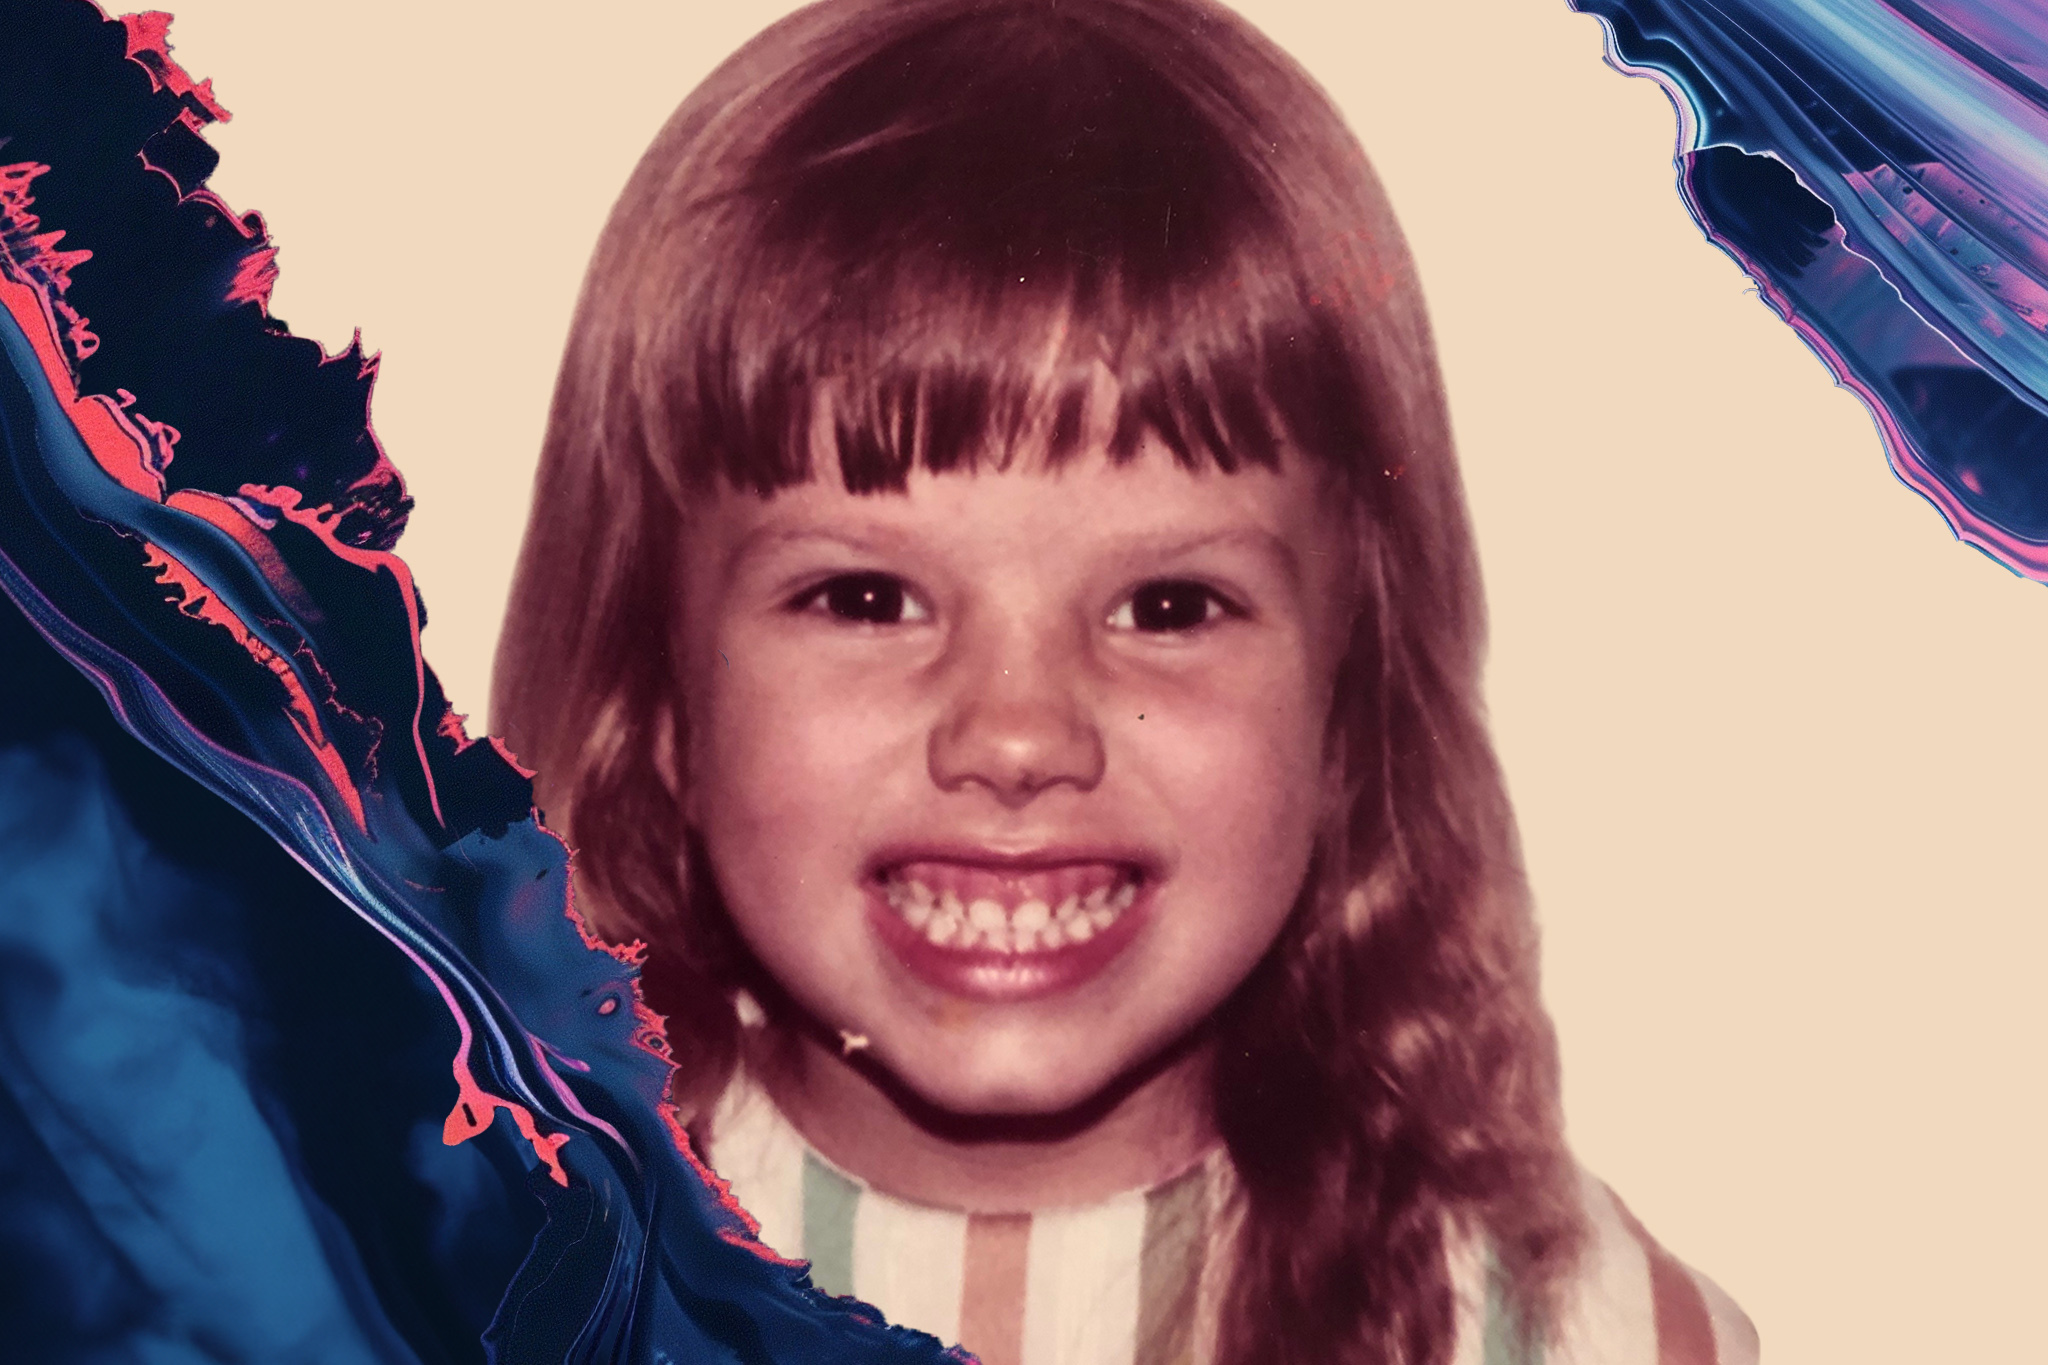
493, 2, 1585, 1360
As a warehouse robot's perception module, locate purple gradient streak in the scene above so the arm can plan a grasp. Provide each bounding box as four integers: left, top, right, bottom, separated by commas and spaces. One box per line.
1573, 0, 2048, 577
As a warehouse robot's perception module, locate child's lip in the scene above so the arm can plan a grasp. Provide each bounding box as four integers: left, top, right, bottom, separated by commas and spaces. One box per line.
862, 842, 1162, 882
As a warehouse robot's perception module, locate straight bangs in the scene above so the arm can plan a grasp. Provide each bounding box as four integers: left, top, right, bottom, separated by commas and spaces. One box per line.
629, 2, 1386, 500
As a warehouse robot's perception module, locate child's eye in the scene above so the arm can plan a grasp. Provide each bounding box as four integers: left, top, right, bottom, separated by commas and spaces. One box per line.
791, 572, 930, 625
1108, 579, 1235, 633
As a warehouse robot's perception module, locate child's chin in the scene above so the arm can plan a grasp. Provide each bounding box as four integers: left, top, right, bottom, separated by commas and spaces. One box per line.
926, 1075, 1103, 1120
883, 1040, 1143, 1126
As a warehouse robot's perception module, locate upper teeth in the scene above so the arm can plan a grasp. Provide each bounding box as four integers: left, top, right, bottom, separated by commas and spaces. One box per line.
885, 878, 1136, 952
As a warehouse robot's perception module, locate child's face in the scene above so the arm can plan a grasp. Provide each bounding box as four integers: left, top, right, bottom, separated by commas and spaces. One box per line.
677, 432, 1356, 1120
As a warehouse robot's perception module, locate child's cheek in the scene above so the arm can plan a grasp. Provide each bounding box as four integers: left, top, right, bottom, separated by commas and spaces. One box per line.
1106, 634, 1327, 776
1107, 636, 1330, 900
695, 624, 928, 858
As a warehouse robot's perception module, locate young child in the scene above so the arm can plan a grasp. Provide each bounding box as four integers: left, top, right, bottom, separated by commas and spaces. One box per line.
492, 1, 1758, 1362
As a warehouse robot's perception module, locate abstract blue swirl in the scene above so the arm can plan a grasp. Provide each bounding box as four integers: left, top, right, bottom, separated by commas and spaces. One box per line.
1573, 0, 2048, 575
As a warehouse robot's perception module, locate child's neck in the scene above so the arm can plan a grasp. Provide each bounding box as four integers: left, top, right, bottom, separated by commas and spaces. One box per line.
741, 1026, 1220, 1214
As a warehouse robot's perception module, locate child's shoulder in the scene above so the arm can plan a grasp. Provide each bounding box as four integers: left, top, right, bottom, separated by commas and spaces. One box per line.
1450, 1169, 1756, 1365
1536, 1170, 1758, 1365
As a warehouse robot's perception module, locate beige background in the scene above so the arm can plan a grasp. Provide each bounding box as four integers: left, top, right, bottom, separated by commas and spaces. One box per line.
143, 1, 2048, 1359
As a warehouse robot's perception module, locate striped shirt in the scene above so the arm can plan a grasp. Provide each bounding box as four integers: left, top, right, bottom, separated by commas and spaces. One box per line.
705, 1076, 1758, 1365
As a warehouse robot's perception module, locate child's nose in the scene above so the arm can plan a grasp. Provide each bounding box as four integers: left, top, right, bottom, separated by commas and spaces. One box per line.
927, 621, 1105, 806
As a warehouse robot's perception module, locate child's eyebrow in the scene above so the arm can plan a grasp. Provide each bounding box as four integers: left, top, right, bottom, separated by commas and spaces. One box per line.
1127, 528, 1307, 588
725, 525, 899, 576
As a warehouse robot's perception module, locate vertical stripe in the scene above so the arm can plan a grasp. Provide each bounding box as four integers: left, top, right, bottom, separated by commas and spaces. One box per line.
703, 1077, 810, 1265
1555, 1177, 1660, 1365
961, 1212, 1032, 1365
801, 1150, 861, 1298
1445, 1229, 1488, 1365
1479, 1251, 1544, 1365
1135, 1162, 1211, 1365
1610, 1198, 1720, 1365
1022, 1194, 1147, 1365
1687, 1264, 1760, 1365
853, 1192, 969, 1345
1185, 1163, 1238, 1365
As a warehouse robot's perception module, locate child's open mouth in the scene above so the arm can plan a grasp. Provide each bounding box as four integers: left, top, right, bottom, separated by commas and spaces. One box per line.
880, 860, 1141, 953
865, 858, 1150, 1001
